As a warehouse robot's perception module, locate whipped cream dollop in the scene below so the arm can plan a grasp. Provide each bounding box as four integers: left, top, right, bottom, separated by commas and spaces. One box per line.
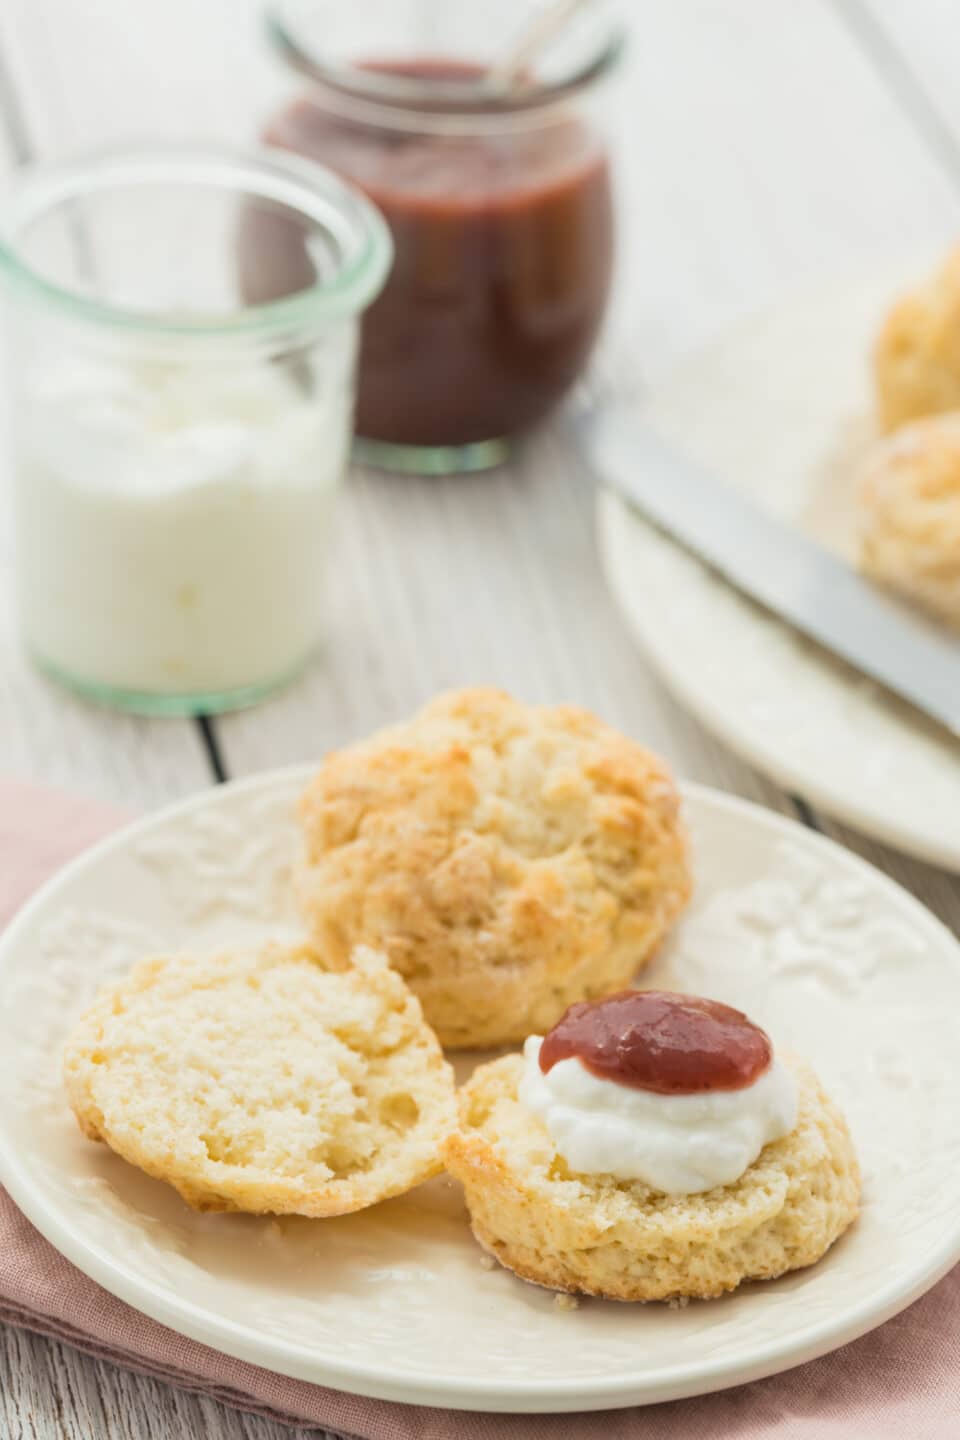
519, 1035, 798, 1194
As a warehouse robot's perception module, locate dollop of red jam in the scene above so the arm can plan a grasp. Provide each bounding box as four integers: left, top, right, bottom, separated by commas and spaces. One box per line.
539, 991, 773, 1095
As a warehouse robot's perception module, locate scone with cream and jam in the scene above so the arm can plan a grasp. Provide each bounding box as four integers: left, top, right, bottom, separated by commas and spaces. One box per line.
443, 990, 859, 1301
857, 412, 960, 631
64, 941, 455, 1217
297, 688, 692, 1050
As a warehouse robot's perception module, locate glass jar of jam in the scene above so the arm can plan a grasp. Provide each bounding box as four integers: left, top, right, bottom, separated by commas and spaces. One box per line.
254, 0, 625, 474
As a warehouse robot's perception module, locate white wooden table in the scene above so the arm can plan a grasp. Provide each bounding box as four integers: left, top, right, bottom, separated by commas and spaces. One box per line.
0, 3, 957, 1435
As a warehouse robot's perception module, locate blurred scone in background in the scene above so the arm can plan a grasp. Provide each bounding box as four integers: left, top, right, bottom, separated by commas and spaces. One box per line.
858, 412, 960, 631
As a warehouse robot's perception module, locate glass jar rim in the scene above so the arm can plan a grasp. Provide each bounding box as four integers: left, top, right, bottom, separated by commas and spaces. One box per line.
0, 142, 393, 339
266, 1, 627, 131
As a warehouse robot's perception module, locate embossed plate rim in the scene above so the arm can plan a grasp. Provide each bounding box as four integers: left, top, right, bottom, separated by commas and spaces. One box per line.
1, 767, 958, 1413
600, 486, 960, 873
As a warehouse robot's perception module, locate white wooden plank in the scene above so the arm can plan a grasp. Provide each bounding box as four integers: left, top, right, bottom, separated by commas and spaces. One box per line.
853, 0, 960, 164
0, 0, 286, 156
603, 0, 960, 376
209, 441, 797, 810
0, 641, 213, 811
0, 1326, 326, 1440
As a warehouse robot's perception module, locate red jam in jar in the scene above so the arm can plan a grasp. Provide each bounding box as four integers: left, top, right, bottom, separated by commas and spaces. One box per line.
539, 991, 774, 1095
256, 33, 620, 472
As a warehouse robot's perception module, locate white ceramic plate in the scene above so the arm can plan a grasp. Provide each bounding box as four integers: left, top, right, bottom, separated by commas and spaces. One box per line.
1, 768, 959, 1413
598, 260, 960, 871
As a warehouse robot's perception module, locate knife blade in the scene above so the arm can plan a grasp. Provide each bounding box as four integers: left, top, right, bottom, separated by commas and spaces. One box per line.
572, 401, 960, 738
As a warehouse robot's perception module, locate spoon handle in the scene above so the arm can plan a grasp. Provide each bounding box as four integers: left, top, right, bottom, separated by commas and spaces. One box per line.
486, 0, 595, 92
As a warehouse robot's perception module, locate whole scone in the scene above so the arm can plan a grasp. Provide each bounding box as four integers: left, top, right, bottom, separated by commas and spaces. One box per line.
875, 247, 960, 432
858, 412, 960, 631
443, 1052, 859, 1302
297, 689, 691, 1049
64, 942, 455, 1217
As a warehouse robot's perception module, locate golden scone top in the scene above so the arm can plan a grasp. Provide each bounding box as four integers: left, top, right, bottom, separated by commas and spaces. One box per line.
297, 687, 692, 1049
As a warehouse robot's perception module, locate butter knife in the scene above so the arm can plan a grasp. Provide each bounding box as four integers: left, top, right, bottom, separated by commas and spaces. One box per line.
572, 401, 960, 738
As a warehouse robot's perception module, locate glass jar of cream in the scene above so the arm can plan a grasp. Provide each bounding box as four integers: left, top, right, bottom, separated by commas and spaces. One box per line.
0, 144, 391, 714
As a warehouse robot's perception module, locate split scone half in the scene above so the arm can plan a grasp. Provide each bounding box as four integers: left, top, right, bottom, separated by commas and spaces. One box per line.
443, 1051, 859, 1302
64, 942, 455, 1216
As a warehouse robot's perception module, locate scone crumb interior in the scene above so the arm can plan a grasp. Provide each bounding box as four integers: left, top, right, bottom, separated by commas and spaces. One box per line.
64, 942, 455, 1217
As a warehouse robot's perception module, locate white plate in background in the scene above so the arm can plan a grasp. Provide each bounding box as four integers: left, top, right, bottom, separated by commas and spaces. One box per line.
1, 769, 959, 1411
598, 261, 960, 871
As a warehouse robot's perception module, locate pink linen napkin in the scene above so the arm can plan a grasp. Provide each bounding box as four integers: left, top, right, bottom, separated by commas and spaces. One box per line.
1, 775, 959, 1439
